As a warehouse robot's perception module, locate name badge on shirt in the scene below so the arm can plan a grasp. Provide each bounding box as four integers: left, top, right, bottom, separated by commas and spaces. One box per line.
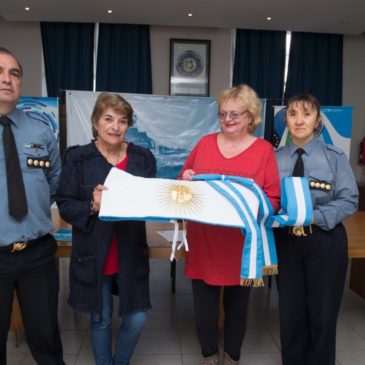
24, 143, 45, 155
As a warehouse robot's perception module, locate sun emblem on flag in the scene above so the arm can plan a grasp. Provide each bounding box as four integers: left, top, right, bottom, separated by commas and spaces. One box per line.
170, 185, 193, 204
158, 181, 203, 214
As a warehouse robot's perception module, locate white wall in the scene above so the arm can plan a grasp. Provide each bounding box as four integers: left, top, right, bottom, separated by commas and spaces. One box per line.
0, 19, 43, 96
343, 34, 365, 183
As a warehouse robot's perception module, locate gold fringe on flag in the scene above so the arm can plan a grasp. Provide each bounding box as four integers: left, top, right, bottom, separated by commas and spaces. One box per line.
262, 265, 278, 276
240, 278, 264, 287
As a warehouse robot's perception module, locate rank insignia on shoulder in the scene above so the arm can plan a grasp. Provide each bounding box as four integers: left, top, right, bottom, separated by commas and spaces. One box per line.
27, 158, 51, 169
309, 180, 331, 191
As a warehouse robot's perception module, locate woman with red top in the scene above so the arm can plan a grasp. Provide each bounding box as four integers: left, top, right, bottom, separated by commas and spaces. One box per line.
56, 93, 156, 365
180, 84, 281, 365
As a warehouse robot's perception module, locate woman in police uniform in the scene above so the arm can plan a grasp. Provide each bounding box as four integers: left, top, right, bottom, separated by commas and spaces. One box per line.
274, 92, 358, 365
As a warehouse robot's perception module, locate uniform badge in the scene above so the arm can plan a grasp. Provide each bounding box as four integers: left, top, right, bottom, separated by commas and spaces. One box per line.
27, 158, 51, 169
24, 143, 50, 169
24, 143, 45, 155
309, 180, 331, 191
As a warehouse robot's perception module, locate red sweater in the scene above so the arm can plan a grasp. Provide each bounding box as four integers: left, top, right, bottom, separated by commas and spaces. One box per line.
103, 156, 128, 275
180, 133, 280, 285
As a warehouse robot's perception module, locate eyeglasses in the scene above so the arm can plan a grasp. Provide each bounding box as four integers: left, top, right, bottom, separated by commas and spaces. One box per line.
217, 110, 247, 120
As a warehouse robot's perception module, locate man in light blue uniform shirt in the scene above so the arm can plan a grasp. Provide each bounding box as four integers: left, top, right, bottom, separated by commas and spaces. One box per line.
0, 47, 64, 364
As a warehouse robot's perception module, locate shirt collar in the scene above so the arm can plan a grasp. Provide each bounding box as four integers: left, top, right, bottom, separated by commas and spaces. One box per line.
288, 137, 319, 157
3, 108, 21, 128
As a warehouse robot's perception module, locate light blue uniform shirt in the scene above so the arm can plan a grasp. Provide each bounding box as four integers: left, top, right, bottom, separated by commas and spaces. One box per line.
0, 108, 61, 245
275, 137, 358, 231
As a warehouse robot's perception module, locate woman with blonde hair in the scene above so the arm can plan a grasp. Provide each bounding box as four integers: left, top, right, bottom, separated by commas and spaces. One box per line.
180, 84, 281, 365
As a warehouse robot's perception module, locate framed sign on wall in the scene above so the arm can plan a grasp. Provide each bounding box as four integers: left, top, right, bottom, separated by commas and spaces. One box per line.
169, 39, 210, 97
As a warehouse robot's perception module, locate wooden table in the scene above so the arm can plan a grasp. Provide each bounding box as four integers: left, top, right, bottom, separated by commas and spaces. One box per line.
344, 211, 365, 299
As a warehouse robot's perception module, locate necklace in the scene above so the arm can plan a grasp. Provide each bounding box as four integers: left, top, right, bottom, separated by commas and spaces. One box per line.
111, 149, 122, 165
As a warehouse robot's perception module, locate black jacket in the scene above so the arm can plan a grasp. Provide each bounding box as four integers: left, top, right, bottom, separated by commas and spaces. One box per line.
56, 141, 156, 315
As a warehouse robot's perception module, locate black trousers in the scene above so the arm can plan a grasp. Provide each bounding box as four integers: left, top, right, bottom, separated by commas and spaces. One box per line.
0, 235, 64, 365
191, 279, 250, 360
275, 224, 348, 365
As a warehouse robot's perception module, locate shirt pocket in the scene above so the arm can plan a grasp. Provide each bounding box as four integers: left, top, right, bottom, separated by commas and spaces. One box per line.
70, 253, 97, 286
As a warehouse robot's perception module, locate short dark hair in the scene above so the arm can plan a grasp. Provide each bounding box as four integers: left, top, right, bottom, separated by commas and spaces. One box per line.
91, 93, 133, 138
286, 92, 320, 117
0, 47, 23, 76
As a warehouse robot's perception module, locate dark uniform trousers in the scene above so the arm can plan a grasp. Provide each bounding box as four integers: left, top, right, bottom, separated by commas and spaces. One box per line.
274, 224, 348, 365
0, 234, 64, 365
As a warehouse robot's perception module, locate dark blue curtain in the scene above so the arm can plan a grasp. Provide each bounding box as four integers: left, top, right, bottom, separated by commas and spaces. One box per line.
233, 29, 287, 140
284, 32, 343, 105
40, 22, 94, 97
233, 29, 286, 98
96, 24, 152, 94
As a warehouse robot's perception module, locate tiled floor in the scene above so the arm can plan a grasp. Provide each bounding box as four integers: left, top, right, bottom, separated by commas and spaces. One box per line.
6, 258, 365, 365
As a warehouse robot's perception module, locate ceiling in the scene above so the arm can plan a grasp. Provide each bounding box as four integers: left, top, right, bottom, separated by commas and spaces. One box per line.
0, 0, 364, 36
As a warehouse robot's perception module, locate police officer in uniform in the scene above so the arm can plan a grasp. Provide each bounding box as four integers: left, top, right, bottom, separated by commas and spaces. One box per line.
275, 92, 358, 365
0, 47, 64, 364
275, 93, 358, 365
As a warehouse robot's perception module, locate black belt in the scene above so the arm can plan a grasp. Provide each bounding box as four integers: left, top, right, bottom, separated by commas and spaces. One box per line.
288, 224, 321, 237
0, 235, 48, 253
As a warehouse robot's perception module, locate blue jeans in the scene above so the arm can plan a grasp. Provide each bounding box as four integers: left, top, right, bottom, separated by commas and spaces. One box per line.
90, 275, 147, 365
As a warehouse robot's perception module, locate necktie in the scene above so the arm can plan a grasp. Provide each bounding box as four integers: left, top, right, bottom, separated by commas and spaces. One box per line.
0, 116, 28, 220
292, 148, 305, 177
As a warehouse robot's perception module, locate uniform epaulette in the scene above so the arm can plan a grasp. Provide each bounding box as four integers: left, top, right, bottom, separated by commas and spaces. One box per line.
27, 114, 52, 128
325, 144, 344, 156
